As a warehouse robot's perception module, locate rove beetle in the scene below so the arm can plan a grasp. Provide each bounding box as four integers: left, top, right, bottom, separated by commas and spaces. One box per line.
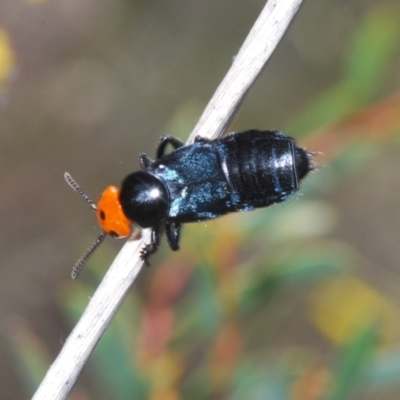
66, 129, 313, 278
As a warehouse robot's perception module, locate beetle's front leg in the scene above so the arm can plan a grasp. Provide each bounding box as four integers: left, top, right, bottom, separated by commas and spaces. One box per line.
140, 224, 160, 265
139, 154, 154, 170
165, 221, 181, 251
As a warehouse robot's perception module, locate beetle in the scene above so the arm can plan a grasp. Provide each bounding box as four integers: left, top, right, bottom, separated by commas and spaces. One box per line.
65, 129, 313, 278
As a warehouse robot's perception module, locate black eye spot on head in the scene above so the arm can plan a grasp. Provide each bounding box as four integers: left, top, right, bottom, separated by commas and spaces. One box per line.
99, 210, 106, 220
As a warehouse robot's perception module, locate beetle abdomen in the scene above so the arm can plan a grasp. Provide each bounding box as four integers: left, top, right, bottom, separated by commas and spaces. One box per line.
217, 130, 310, 210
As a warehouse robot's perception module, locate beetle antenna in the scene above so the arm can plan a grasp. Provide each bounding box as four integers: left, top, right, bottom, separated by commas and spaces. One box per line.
64, 172, 96, 210
65, 172, 106, 278
71, 232, 106, 279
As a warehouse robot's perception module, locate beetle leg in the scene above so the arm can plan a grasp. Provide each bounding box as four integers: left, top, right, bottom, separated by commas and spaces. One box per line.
140, 224, 160, 265
194, 135, 210, 143
156, 136, 184, 159
165, 222, 181, 251
139, 154, 154, 170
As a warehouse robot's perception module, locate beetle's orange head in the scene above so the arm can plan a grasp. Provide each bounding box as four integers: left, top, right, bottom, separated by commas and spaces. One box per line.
96, 186, 132, 239
64, 173, 133, 279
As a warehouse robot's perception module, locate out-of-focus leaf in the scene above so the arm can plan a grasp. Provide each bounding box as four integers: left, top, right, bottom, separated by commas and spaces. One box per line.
240, 240, 355, 314
0, 27, 14, 86
306, 91, 400, 168
233, 364, 291, 400
191, 263, 220, 334
344, 7, 400, 99
6, 319, 51, 396
241, 201, 338, 246
309, 276, 400, 345
289, 81, 367, 136
326, 323, 377, 400
289, 7, 400, 136
361, 347, 400, 388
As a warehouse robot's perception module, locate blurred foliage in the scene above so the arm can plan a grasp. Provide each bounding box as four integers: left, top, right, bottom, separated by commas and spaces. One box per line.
0, 27, 15, 89
7, 5, 400, 400
6, 319, 52, 396
288, 7, 400, 137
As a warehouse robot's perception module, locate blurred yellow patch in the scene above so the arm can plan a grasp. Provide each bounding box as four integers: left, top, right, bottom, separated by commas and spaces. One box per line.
148, 351, 183, 394
0, 28, 15, 86
309, 275, 400, 345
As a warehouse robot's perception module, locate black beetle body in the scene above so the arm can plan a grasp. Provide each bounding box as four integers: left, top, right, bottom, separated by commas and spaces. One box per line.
119, 130, 313, 261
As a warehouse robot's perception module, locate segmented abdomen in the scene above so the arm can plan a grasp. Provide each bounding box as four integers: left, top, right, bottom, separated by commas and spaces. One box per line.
217, 130, 301, 210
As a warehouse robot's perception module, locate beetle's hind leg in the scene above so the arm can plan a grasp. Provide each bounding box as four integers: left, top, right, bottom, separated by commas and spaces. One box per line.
165, 222, 181, 251
140, 224, 161, 265
156, 136, 184, 159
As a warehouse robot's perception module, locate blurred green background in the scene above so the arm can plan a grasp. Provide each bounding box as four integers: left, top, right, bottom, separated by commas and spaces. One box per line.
1, 0, 400, 399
